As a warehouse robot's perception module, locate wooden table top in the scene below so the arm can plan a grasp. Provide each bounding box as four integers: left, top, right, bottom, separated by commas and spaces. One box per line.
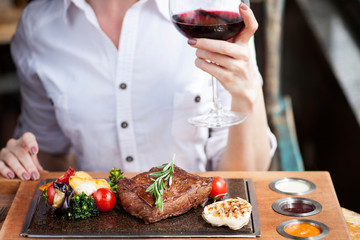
0, 171, 353, 239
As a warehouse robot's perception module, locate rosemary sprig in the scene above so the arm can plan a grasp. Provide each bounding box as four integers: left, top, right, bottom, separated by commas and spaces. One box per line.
146, 155, 175, 212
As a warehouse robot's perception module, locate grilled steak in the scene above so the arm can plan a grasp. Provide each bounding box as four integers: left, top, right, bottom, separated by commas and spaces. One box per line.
117, 165, 214, 223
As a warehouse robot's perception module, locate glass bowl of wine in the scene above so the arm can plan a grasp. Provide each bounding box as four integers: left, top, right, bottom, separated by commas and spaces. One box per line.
169, 0, 249, 128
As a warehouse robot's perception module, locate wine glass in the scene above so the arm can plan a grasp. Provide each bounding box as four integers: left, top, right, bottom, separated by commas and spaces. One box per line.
170, 0, 249, 128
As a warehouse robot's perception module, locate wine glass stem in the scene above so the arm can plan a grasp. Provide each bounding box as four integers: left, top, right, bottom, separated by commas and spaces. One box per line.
211, 76, 222, 112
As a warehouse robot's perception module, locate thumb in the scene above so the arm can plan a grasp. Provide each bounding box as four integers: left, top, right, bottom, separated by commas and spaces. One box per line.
234, 2, 258, 44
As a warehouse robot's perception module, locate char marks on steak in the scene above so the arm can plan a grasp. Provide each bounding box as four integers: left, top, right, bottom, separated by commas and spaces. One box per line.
117, 165, 214, 223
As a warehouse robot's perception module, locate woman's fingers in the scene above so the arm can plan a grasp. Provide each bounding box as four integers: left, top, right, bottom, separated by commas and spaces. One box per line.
0, 160, 15, 179
21, 132, 42, 175
0, 132, 41, 180
196, 48, 248, 72
21, 132, 44, 172
0, 147, 29, 180
189, 38, 247, 59
190, 39, 251, 84
8, 145, 40, 180
14, 132, 40, 179
20, 132, 39, 155
194, 58, 244, 88
234, 3, 259, 44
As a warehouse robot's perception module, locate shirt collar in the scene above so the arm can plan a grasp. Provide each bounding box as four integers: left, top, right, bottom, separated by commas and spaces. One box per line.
63, 0, 87, 12
63, 0, 101, 29
154, 0, 171, 21
63, 0, 170, 21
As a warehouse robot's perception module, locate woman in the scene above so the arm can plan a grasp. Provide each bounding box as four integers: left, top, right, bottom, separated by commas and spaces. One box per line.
0, 0, 275, 180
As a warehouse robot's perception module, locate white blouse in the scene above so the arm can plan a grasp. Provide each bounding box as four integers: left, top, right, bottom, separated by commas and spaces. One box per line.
11, 0, 276, 172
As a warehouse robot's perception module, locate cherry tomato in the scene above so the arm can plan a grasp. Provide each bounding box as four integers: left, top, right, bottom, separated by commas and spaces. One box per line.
47, 184, 56, 206
209, 176, 227, 198
93, 188, 116, 212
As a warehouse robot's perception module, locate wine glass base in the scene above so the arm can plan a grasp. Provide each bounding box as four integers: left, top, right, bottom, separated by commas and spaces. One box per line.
188, 109, 247, 128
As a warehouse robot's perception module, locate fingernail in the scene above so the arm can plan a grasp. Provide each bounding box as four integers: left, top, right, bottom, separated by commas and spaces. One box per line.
7, 172, 15, 179
188, 38, 197, 45
31, 171, 39, 180
240, 2, 248, 10
22, 172, 30, 181
31, 146, 38, 155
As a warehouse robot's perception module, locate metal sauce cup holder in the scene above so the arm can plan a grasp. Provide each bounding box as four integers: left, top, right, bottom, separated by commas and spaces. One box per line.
269, 178, 316, 195
277, 219, 329, 239
272, 197, 322, 217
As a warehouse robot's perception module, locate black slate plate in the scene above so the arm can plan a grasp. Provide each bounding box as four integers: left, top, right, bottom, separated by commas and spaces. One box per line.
21, 178, 260, 238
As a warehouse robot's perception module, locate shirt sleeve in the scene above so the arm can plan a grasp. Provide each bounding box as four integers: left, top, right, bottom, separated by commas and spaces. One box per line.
204, 36, 277, 170
10, 8, 72, 154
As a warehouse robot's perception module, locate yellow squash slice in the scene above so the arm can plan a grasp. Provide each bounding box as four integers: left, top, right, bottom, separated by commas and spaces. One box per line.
69, 176, 110, 190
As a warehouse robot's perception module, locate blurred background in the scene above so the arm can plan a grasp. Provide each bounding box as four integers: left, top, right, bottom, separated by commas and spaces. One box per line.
0, 0, 359, 213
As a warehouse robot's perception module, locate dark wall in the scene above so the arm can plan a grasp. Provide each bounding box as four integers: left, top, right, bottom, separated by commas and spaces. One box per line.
0, 44, 20, 148
281, 0, 360, 213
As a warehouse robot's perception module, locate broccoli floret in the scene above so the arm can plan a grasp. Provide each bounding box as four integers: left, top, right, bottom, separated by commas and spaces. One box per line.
108, 168, 123, 194
66, 193, 99, 220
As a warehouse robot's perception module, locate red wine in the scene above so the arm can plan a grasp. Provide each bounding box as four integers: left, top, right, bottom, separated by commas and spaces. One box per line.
280, 202, 316, 214
172, 10, 244, 40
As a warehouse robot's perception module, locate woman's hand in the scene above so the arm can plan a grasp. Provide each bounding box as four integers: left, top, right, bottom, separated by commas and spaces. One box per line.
187, 3, 261, 112
188, 3, 272, 170
0, 132, 43, 180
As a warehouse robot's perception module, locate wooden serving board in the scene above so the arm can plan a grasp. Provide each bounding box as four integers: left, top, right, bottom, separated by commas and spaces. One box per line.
20, 178, 259, 238
0, 171, 352, 239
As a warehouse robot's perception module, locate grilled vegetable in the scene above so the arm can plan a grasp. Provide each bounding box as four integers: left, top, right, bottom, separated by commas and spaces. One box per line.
52, 188, 66, 208
69, 176, 110, 191
38, 166, 76, 192
56, 166, 76, 185
47, 184, 56, 206
74, 171, 93, 179
66, 192, 99, 220
73, 182, 97, 196
108, 168, 123, 194
202, 198, 252, 230
40, 183, 56, 206
53, 182, 74, 213
39, 182, 53, 192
